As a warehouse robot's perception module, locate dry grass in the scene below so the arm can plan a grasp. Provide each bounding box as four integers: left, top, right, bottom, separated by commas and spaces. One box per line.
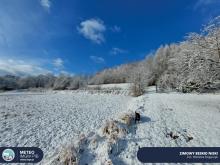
48, 112, 136, 164
102, 120, 120, 142
57, 145, 78, 165
101, 115, 135, 155
120, 113, 134, 126
104, 159, 113, 165
55, 134, 87, 165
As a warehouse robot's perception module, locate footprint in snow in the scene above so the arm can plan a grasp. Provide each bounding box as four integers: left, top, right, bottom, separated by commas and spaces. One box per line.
166, 130, 194, 142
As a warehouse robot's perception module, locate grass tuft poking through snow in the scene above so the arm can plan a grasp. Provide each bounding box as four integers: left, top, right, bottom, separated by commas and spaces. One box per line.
120, 113, 134, 126
57, 145, 78, 165
46, 112, 136, 165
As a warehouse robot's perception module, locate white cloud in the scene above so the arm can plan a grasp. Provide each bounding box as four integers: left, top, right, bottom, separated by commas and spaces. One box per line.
111, 25, 121, 32
77, 18, 106, 44
0, 59, 50, 76
110, 47, 128, 55
90, 56, 105, 64
60, 70, 75, 76
40, 0, 51, 11
53, 58, 64, 68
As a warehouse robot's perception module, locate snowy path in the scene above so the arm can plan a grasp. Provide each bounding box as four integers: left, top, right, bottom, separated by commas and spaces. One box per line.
119, 87, 220, 164
0, 88, 220, 165
0, 91, 131, 160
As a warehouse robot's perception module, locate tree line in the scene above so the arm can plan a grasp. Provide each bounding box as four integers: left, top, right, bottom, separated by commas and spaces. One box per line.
90, 16, 220, 93
0, 74, 88, 91
0, 16, 220, 93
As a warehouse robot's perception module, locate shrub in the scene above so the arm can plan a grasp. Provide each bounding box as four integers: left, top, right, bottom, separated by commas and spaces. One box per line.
130, 74, 145, 97
120, 113, 133, 126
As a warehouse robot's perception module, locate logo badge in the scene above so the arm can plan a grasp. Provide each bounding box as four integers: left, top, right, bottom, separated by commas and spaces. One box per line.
2, 149, 15, 162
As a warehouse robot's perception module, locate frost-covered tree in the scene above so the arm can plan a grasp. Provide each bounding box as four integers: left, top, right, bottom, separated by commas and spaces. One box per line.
18, 76, 37, 89
201, 16, 220, 61
89, 63, 137, 85
130, 72, 145, 97
68, 76, 88, 90
0, 75, 19, 90
35, 74, 56, 88
53, 74, 71, 90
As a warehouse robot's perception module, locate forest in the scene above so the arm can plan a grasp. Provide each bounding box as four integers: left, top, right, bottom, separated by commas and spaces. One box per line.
1, 16, 220, 93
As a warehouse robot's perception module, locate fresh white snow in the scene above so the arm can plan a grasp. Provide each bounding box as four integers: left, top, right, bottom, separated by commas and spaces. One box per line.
0, 86, 220, 165
88, 83, 131, 90
117, 87, 220, 165
0, 91, 131, 161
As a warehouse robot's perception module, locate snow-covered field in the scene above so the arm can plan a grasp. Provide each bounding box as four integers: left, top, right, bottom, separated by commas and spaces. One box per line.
118, 87, 220, 164
0, 91, 131, 162
0, 86, 220, 164
88, 83, 131, 90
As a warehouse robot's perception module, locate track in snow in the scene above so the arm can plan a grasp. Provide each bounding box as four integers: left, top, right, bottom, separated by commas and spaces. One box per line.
118, 87, 220, 165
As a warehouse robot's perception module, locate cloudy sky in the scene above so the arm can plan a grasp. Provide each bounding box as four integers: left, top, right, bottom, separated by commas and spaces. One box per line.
0, 0, 219, 76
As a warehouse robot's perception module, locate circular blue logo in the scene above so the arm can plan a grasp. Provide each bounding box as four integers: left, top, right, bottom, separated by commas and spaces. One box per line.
2, 149, 15, 162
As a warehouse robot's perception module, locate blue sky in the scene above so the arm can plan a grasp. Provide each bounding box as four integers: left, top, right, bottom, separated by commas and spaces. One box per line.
0, 0, 219, 76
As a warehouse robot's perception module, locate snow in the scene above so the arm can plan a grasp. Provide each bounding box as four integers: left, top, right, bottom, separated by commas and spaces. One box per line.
0, 91, 131, 161
88, 83, 131, 90
0, 86, 220, 165
117, 86, 220, 164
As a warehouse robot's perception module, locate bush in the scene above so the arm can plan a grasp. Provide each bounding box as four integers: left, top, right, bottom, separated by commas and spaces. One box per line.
130, 73, 145, 97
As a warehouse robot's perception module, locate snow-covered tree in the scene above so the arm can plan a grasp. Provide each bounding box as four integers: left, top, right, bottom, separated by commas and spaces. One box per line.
68, 76, 87, 90
53, 74, 71, 90
18, 76, 37, 89
0, 75, 19, 90
202, 16, 220, 61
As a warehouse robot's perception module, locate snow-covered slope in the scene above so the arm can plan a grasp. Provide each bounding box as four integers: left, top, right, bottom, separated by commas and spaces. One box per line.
88, 83, 131, 90
0, 87, 220, 165
118, 87, 220, 164
0, 91, 132, 161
